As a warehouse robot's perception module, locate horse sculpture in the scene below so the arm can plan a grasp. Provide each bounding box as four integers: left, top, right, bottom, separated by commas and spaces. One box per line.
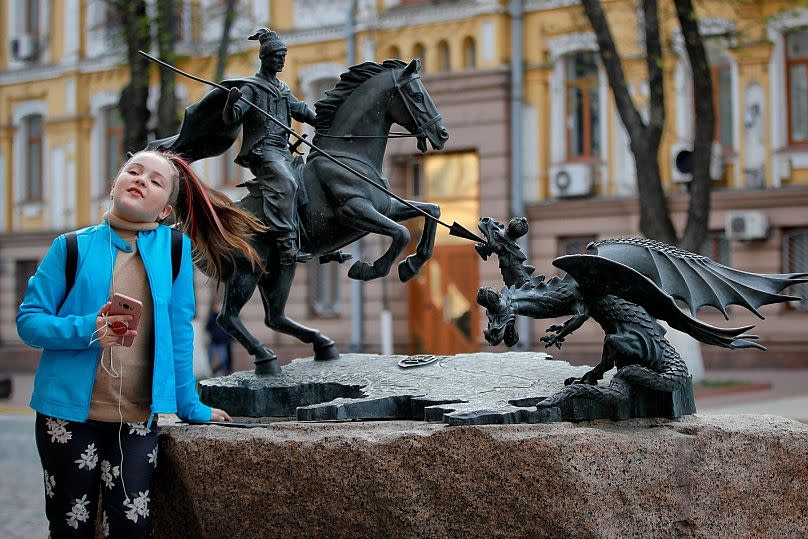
184, 59, 447, 374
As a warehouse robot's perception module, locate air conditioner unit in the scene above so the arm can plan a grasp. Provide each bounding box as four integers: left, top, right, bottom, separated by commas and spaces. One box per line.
11, 33, 39, 61
549, 163, 593, 198
725, 211, 769, 241
671, 141, 724, 183
671, 143, 692, 183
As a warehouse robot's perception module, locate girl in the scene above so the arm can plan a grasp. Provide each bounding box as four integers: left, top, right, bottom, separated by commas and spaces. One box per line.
17, 150, 265, 537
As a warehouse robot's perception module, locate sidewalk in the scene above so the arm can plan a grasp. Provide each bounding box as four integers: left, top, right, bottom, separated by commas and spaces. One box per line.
695, 369, 808, 421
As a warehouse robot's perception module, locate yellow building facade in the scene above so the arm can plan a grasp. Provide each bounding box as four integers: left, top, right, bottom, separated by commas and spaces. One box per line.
2, 0, 807, 369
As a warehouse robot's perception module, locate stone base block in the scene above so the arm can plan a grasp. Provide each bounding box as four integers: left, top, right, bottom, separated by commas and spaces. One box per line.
153, 415, 808, 538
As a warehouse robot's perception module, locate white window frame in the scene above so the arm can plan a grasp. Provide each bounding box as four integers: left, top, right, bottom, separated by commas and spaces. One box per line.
768, 8, 808, 184
12, 100, 48, 228
201, 0, 261, 43
672, 19, 738, 185
86, 0, 123, 57
7, 0, 51, 69
547, 33, 608, 194
90, 91, 122, 219
293, 0, 352, 30
63, 0, 80, 63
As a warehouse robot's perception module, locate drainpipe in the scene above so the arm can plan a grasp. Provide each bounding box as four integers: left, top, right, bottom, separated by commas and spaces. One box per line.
347, 0, 365, 353
510, 0, 531, 349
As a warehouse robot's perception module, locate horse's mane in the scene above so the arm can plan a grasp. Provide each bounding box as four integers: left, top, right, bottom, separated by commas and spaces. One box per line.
314, 59, 407, 134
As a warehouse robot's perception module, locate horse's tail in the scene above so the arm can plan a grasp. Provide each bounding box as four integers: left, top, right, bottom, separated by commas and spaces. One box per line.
168, 155, 268, 283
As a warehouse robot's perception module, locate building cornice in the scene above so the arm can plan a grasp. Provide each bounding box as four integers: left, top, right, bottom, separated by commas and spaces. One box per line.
0, 63, 66, 85
525, 0, 580, 11
370, 0, 504, 31
526, 186, 808, 221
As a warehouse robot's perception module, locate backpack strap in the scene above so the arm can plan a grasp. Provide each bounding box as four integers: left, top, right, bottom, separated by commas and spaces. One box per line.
59, 232, 78, 312
171, 227, 183, 283
59, 229, 181, 311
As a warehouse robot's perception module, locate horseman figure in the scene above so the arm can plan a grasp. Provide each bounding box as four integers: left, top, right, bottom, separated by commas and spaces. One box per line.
146, 44, 451, 373
222, 28, 316, 265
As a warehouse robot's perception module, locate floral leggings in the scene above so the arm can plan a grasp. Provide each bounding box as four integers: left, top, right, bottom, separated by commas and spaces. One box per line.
35, 413, 158, 538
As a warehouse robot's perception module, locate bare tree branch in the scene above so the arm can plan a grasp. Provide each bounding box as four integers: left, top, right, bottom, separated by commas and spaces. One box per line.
114, 0, 151, 153
580, 0, 644, 137
642, 0, 665, 147
155, 0, 179, 138
580, 0, 677, 244
215, 0, 238, 82
675, 0, 714, 251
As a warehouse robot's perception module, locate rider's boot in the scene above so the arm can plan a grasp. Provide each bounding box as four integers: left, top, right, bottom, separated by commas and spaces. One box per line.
278, 235, 312, 265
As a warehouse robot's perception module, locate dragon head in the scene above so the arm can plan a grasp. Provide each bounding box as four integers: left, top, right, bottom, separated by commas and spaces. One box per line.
475, 217, 528, 261
477, 286, 520, 347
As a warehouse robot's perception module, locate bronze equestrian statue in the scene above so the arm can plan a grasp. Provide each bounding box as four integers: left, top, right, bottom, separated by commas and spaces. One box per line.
148, 32, 448, 374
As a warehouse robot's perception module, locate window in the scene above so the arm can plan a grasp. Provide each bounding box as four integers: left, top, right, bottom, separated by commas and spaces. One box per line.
783, 229, 808, 310
463, 37, 476, 69
25, 0, 41, 39
557, 236, 596, 257
308, 262, 340, 317
23, 115, 44, 203
786, 29, 808, 144
388, 45, 401, 60
700, 233, 731, 266
705, 38, 734, 151
437, 40, 450, 72
16, 259, 39, 307
422, 153, 479, 245
565, 52, 600, 159
101, 106, 124, 190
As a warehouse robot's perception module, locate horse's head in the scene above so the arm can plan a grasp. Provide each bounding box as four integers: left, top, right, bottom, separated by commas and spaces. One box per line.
391, 59, 448, 153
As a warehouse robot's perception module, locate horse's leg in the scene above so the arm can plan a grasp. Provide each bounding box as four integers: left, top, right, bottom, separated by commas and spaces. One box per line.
257, 261, 339, 361
340, 197, 411, 281
218, 267, 282, 374
385, 199, 440, 282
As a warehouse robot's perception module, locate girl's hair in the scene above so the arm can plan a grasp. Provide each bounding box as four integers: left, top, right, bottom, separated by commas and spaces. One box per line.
124, 150, 267, 282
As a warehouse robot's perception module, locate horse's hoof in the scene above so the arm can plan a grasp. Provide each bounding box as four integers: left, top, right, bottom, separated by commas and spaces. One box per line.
398, 258, 419, 282
313, 340, 339, 362
348, 260, 375, 281
254, 358, 282, 376
254, 347, 281, 375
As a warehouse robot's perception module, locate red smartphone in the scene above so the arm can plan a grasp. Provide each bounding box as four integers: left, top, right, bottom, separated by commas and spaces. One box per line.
109, 293, 143, 347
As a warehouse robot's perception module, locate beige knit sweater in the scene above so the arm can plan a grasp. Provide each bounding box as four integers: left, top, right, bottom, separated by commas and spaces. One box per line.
88, 217, 157, 423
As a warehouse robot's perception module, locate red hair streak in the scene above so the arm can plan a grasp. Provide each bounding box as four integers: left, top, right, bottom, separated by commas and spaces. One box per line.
171, 155, 228, 240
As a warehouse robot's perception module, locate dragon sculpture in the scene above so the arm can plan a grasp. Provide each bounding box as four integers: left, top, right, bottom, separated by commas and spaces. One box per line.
475, 217, 808, 410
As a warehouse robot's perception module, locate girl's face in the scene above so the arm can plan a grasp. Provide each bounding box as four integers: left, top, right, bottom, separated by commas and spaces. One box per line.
110, 153, 175, 222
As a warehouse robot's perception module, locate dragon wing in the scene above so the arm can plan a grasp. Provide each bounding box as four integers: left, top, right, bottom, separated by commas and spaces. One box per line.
579, 238, 808, 319
553, 253, 767, 349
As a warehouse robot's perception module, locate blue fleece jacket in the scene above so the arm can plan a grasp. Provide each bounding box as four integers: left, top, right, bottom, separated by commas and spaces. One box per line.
17, 220, 212, 424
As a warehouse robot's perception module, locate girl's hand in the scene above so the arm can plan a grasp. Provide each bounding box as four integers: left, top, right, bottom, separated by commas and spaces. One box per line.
210, 408, 232, 422
95, 302, 137, 348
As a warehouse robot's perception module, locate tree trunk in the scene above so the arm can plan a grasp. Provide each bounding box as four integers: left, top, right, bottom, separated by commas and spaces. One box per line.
633, 141, 677, 244
675, 0, 714, 252
155, 0, 179, 139
580, 0, 677, 244
114, 0, 151, 154
215, 0, 238, 82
